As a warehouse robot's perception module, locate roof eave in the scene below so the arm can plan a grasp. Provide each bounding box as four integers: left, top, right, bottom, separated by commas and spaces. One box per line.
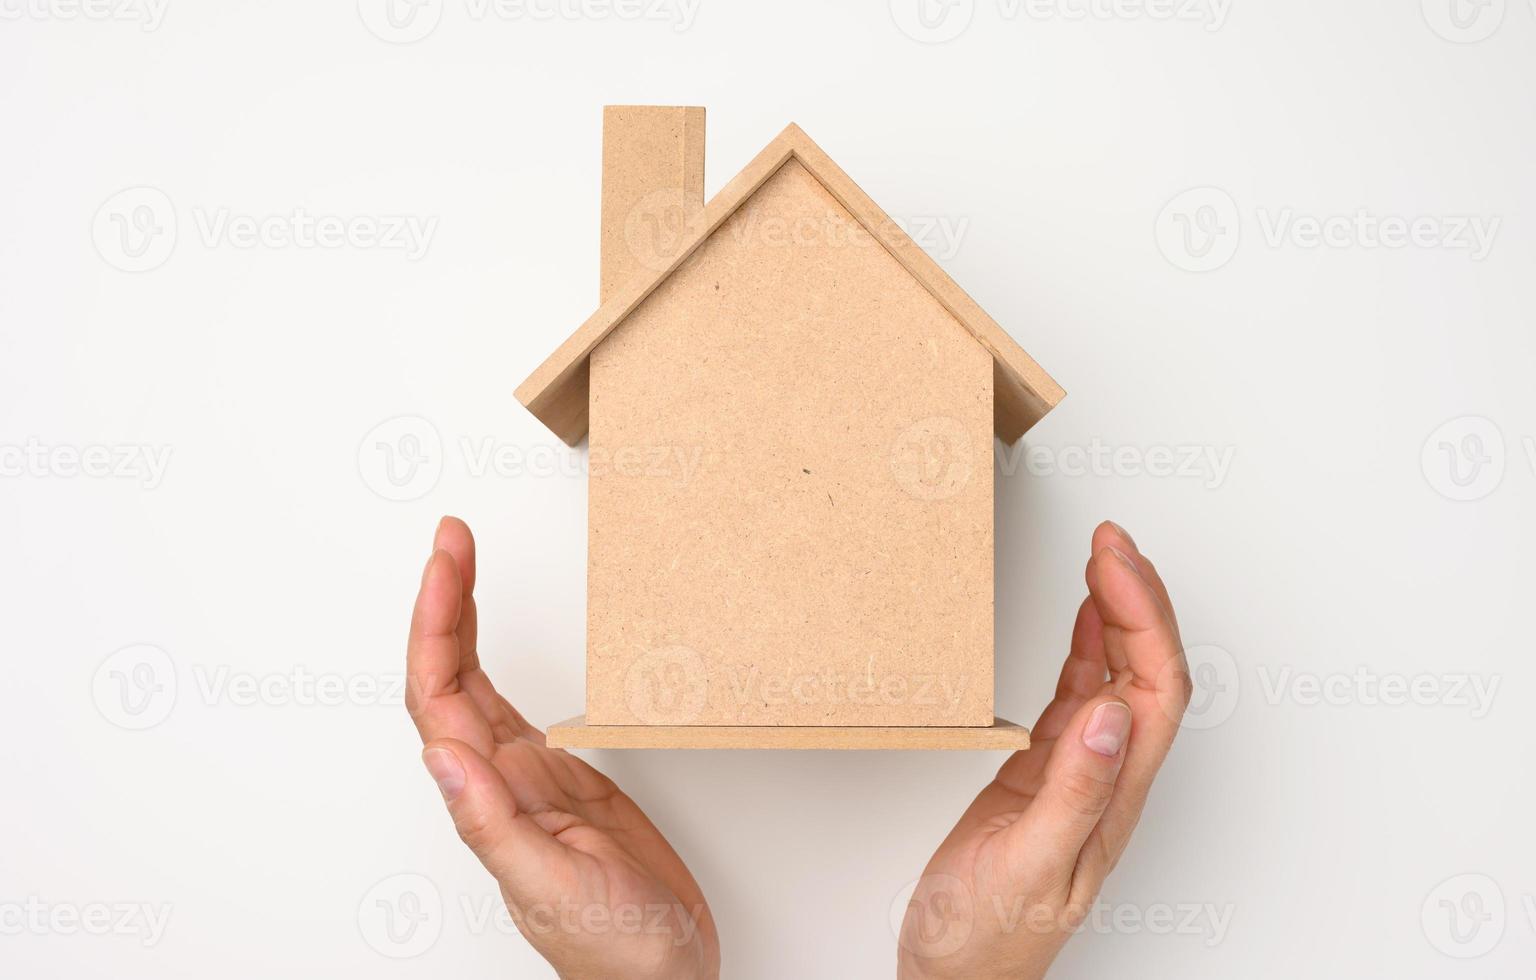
516, 122, 1064, 447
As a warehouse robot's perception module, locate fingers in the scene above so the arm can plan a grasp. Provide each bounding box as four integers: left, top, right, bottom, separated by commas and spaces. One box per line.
433, 517, 540, 742
1003, 695, 1131, 884
1032, 597, 1109, 741
1085, 538, 1182, 697
1079, 524, 1190, 888
406, 549, 465, 709
433, 516, 478, 667
997, 598, 1109, 794
434, 516, 477, 592
406, 544, 497, 754
421, 739, 567, 900
410, 518, 546, 747
1091, 521, 1178, 634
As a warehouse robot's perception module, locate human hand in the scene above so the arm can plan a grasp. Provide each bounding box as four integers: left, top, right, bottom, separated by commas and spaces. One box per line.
406, 517, 719, 980
897, 522, 1190, 980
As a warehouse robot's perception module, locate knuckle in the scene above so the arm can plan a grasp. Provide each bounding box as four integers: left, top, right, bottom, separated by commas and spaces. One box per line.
1056, 768, 1116, 819
1077, 831, 1117, 886
1174, 659, 1195, 706
453, 807, 498, 854
1057, 898, 1092, 932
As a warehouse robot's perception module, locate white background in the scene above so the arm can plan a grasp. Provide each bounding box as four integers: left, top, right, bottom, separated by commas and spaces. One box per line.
2, 0, 1533, 976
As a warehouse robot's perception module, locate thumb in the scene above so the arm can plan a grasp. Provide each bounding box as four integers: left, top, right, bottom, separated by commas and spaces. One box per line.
1004, 696, 1132, 883
420, 738, 565, 898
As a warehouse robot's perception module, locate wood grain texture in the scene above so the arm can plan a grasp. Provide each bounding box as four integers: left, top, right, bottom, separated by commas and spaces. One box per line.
546, 715, 1031, 750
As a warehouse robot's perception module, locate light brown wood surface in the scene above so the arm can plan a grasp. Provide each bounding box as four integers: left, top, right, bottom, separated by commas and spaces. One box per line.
547, 715, 1031, 750
516, 120, 1063, 447
585, 157, 995, 727
600, 106, 706, 300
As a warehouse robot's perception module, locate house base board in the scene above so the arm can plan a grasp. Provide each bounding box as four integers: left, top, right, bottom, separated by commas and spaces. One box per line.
546, 715, 1030, 751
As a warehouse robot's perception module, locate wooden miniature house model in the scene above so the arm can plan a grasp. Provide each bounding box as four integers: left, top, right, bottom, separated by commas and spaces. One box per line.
518, 107, 1063, 750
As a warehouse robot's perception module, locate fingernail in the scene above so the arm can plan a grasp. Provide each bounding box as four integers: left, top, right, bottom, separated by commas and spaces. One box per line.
422, 747, 465, 801
1108, 521, 1136, 549
1082, 702, 1131, 757
421, 550, 438, 581
1108, 545, 1140, 574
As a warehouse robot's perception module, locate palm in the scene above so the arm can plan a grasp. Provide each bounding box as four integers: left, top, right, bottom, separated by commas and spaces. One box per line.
407, 518, 717, 978
900, 524, 1188, 979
